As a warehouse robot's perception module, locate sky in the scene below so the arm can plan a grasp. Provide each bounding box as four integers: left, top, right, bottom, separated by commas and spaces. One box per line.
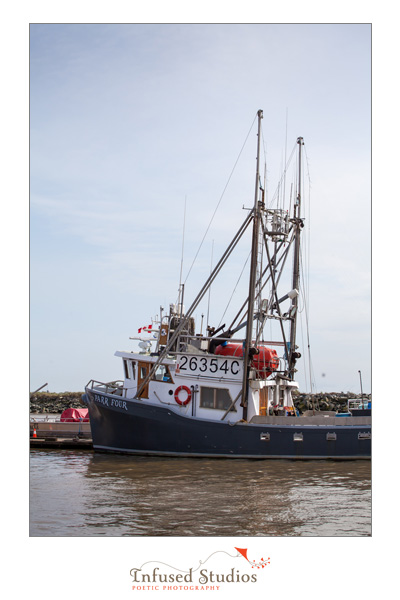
29, 23, 371, 393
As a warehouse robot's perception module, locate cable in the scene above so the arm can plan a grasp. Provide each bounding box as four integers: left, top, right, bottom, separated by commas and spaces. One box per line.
183, 112, 258, 285
218, 250, 251, 328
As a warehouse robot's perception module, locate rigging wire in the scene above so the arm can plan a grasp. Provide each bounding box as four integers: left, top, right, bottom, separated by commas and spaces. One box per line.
298, 304, 307, 389
299, 252, 315, 393
304, 143, 312, 309
218, 250, 251, 328
183, 112, 258, 286
298, 144, 316, 394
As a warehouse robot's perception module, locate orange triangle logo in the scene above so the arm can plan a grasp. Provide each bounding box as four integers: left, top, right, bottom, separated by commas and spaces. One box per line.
235, 547, 248, 561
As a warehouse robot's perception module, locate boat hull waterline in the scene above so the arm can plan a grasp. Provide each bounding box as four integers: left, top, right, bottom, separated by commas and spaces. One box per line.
85, 389, 371, 460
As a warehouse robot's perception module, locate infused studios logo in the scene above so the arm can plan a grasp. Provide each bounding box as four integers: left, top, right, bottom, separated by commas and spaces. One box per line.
130, 547, 270, 592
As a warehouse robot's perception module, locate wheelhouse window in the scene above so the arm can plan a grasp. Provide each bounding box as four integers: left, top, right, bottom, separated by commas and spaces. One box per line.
200, 387, 236, 411
123, 359, 130, 379
152, 365, 173, 383
123, 359, 136, 380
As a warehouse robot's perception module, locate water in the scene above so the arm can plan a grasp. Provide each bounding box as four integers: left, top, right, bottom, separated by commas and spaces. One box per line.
30, 450, 371, 536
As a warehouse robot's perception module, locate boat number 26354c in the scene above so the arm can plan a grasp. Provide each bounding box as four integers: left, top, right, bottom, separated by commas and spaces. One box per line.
177, 355, 241, 377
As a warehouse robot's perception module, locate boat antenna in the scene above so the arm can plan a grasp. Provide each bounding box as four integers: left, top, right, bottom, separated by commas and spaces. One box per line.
178, 195, 187, 295
241, 109, 264, 420
206, 239, 214, 332
283, 108, 288, 207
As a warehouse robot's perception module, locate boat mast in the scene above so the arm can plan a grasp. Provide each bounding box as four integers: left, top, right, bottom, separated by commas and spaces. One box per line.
241, 109, 263, 419
358, 370, 364, 401
288, 136, 304, 378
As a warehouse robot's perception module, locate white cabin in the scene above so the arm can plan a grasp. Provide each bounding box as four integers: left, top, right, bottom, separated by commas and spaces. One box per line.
113, 346, 298, 423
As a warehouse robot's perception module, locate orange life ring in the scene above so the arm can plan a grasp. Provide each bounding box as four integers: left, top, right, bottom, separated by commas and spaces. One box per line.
174, 385, 192, 406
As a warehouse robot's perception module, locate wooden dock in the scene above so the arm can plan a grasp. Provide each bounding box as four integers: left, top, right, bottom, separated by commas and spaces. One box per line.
30, 416, 93, 449
30, 437, 93, 449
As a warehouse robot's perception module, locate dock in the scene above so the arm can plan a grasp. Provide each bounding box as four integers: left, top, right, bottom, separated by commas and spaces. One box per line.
30, 437, 93, 449
30, 415, 93, 449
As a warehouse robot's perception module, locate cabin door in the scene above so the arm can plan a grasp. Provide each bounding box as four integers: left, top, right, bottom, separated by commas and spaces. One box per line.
137, 361, 150, 399
259, 387, 269, 416
159, 324, 169, 346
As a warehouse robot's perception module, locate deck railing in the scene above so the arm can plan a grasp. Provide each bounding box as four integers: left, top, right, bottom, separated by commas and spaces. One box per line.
86, 379, 127, 397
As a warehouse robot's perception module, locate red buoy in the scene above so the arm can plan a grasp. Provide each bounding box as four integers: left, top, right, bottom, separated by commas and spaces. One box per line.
215, 343, 279, 378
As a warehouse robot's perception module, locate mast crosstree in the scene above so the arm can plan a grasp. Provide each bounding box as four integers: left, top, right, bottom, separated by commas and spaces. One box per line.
241, 117, 304, 416
241, 109, 264, 417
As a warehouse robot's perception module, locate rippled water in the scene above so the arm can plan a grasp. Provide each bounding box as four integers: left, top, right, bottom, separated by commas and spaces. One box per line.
30, 450, 371, 536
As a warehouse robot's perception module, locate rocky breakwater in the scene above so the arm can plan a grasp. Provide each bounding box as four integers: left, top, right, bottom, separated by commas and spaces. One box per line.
30, 391, 371, 415
30, 391, 85, 414
293, 391, 371, 414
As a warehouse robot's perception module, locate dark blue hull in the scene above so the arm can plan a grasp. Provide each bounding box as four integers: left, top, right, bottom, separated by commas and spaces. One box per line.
85, 389, 371, 460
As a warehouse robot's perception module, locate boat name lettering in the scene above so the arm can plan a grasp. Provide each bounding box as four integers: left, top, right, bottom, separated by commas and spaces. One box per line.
94, 394, 127, 411
178, 355, 241, 377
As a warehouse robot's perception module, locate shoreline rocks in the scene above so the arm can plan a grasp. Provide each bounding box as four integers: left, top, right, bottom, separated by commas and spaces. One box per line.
30, 390, 371, 415
30, 392, 85, 414
293, 391, 371, 414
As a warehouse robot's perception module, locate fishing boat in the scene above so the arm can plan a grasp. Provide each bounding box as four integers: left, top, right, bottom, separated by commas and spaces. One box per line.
83, 110, 371, 459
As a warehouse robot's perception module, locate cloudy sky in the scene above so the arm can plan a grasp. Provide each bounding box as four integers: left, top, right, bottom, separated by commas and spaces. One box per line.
29, 24, 371, 393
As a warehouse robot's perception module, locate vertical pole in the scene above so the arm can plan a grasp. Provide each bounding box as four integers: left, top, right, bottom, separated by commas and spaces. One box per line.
288, 136, 303, 379
206, 240, 214, 332
358, 370, 364, 401
178, 196, 187, 293
241, 109, 263, 419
